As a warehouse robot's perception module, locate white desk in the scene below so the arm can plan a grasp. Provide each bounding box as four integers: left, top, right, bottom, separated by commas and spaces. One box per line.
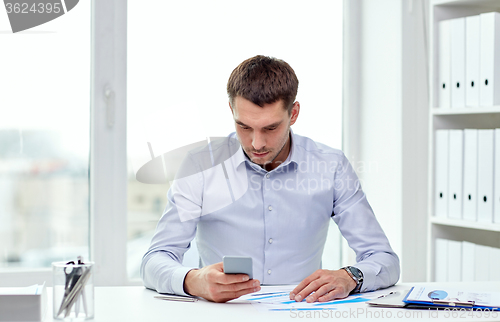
41, 282, 500, 322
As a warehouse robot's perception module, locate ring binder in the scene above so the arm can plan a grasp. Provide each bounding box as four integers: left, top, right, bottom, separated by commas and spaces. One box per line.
432, 300, 475, 307
404, 287, 500, 310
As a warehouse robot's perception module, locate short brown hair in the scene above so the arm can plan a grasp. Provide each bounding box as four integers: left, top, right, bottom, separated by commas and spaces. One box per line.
227, 55, 299, 114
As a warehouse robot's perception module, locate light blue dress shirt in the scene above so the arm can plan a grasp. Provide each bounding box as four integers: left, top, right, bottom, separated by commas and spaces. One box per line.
141, 130, 400, 296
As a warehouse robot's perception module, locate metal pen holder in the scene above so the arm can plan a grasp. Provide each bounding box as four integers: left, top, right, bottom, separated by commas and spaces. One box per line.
52, 260, 94, 321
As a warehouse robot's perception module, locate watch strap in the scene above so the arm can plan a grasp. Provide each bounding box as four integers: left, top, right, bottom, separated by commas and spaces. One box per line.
342, 266, 363, 293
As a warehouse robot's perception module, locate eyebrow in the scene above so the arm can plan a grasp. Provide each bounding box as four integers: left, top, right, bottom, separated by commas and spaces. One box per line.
235, 120, 282, 129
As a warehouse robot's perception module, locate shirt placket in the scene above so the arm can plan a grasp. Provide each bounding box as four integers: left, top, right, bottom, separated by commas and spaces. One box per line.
262, 170, 276, 283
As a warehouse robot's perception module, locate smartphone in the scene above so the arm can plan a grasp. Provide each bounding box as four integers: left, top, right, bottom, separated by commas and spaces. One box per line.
222, 256, 253, 280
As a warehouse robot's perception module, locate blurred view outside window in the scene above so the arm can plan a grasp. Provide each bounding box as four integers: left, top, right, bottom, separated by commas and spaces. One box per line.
0, 2, 90, 269
127, 1, 343, 279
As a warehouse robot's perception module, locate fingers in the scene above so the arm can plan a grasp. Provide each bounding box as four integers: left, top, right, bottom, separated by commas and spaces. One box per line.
289, 270, 320, 300
226, 284, 261, 300
221, 279, 261, 295
206, 262, 250, 284
309, 283, 350, 302
218, 279, 260, 293
210, 280, 261, 303
196, 263, 261, 302
305, 283, 334, 303
289, 269, 354, 303
317, 287, 349, 302
219, 273, 251, 284
209, 262, 261, 301
293, 275, 324, 302
211, 262, 252, 284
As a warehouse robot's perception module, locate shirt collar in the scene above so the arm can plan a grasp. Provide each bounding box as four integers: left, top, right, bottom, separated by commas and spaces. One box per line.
232, 128, 298, 171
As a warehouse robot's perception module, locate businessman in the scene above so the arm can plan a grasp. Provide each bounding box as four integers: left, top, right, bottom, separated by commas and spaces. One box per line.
141, 55, 400, 303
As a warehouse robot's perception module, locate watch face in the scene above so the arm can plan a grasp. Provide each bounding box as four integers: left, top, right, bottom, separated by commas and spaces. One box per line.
350, 267, 363, 280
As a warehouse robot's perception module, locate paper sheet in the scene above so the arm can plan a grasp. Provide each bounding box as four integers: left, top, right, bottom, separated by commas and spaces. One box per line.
0, 284, 42, 295
237, 285, 390, 312
406, 287, 500, 308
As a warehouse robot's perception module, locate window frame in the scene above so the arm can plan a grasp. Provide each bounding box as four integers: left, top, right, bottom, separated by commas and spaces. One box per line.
0, 0, 132, 286
89, 0, 131, 286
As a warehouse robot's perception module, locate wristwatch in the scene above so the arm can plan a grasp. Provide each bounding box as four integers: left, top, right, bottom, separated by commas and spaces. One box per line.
342, 266, 364, 293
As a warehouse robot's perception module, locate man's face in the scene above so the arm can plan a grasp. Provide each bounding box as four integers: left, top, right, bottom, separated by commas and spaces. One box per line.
230, 96, 299, 168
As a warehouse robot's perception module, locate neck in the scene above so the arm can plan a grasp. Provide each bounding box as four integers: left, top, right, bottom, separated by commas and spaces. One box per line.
264, 132, 291, 171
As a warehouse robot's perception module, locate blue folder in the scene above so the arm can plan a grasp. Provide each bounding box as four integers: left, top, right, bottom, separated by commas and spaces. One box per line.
403, 287, 500, 311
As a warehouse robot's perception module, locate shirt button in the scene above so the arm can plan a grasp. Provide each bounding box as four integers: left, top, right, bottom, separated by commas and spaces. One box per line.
268, 238, 273, 244
268, 269, 272, 275
266, 173, 270, 179
268, 206, 272, 211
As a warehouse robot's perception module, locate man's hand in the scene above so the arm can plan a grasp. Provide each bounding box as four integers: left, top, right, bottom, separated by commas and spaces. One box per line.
183, 262, 261, 303
289, 269, 357, 303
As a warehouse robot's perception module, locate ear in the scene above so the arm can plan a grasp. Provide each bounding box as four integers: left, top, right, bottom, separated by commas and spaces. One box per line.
289, 101, 300, 126
229, 101, 233, 114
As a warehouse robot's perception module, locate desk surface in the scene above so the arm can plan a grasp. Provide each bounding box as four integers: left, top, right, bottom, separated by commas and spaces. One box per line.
41, 282, 500, 322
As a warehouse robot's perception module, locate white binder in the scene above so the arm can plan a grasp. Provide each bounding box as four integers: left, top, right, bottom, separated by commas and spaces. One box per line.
451, 18, 466, 108
494, 129, 500, 224
435, 130, 449, 218
461, 241, 475, 282
448, 130, 463, 219
438, 20, 451, 108
465, 15, 480, 107
489, 247, 500, 281
474, 244, 490, 281
0, 283, 47, 322
447, 240, 462, 282
477, 129, 494, 223
435, 238, 448, 282
479, 12, 500, 107
462, 129, 478, 221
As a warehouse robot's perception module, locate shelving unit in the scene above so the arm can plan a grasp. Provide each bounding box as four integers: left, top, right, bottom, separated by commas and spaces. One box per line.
427, 0, 500, 282
430, 216, 500, 232
432, 106, 500, 115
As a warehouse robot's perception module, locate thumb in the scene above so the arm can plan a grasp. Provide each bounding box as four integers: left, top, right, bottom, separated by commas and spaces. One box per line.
212, 262, 224, 272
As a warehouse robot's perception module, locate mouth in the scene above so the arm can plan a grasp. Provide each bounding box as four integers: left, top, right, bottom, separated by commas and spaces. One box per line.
252, 151, 269, 158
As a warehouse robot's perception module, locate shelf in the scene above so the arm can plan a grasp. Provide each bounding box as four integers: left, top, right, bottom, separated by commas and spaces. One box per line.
433, 0, 500, 8
430, 216, 500, 232
427, 0, 500, 283
432, 106, 500, 115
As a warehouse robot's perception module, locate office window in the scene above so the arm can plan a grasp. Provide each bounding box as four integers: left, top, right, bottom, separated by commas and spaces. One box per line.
0, 3, 91, 269
127, 0, 343, 278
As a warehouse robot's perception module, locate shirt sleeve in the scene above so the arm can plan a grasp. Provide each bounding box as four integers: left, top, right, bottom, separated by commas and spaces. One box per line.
331, 153, 400, 292
140, 155, 203, 296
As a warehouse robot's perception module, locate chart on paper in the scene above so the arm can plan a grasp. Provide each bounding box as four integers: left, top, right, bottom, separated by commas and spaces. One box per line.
236, 285, 390, 312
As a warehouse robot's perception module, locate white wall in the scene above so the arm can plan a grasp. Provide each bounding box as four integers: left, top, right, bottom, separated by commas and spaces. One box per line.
343, 0, 428, 282
401, 0, 429, 283
358, 0, 403, 261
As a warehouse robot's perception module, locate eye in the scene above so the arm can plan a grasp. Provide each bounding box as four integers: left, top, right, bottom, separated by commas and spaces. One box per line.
266, 127, 277, 131
239, 125, 250, 130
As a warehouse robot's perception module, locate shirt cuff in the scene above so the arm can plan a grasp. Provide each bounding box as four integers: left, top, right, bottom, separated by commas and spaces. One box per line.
351, 263, 380, 293
171, 266, 196, 296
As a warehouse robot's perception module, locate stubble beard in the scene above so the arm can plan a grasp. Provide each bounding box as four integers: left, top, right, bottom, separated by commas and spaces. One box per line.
245, 128, 290, 167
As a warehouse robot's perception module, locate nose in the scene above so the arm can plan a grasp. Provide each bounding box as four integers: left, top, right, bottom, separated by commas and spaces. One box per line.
252, 131, 266, 151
